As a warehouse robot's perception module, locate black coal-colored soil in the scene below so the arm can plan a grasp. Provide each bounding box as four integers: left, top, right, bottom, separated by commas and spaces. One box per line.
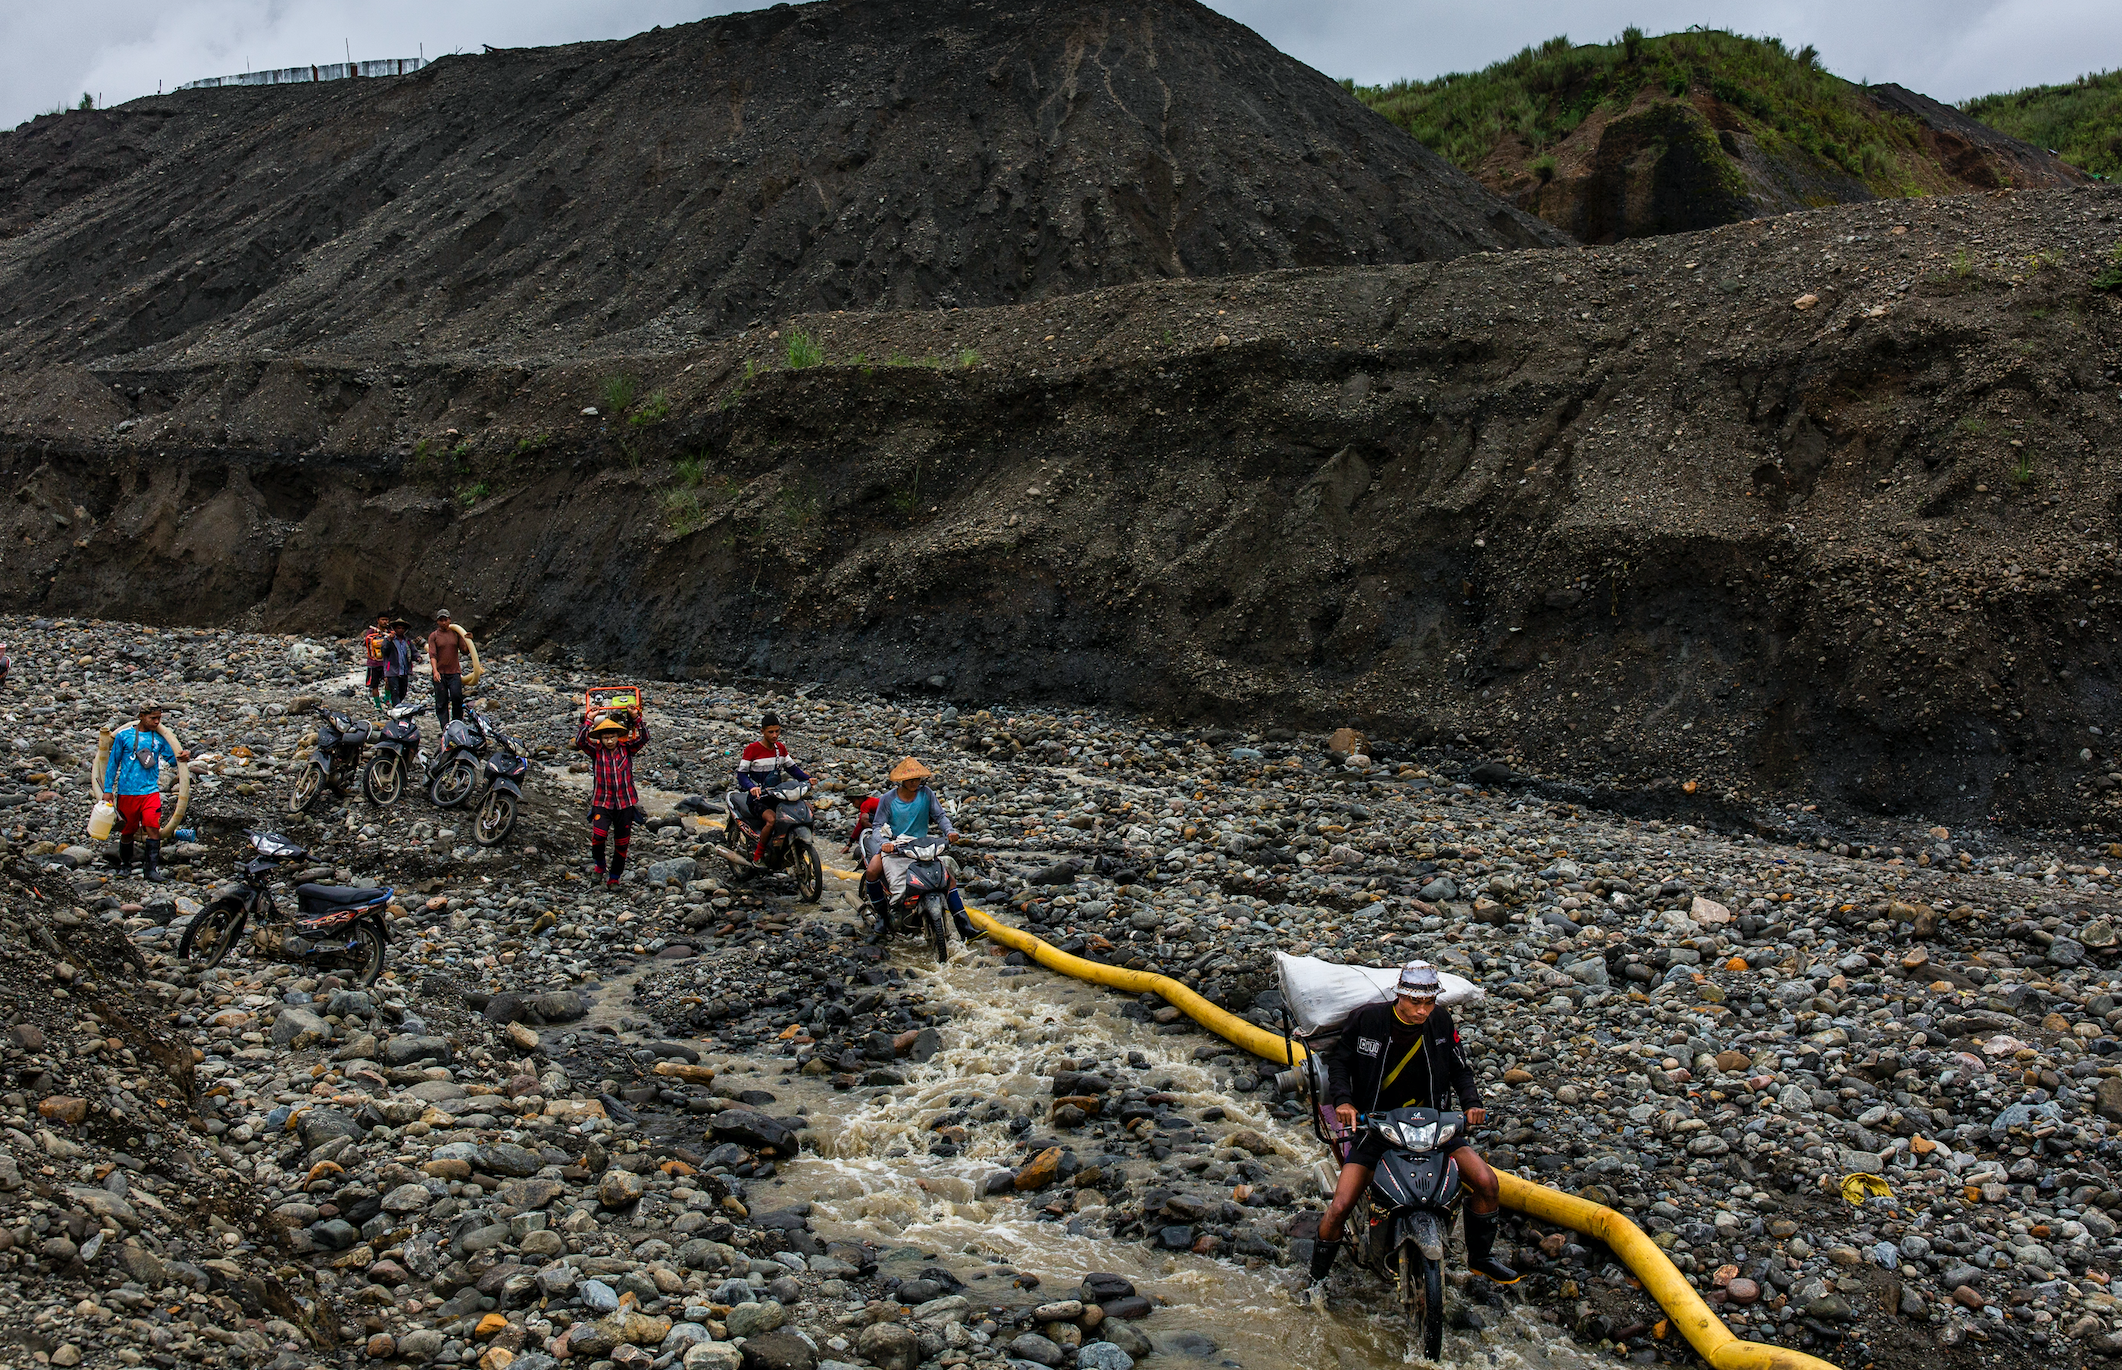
5, 186, 2121, 831
0, 0, 1560, 368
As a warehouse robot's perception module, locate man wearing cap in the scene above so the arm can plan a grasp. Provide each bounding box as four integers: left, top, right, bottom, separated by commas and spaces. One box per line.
103, 702, 190, 882
861, 757, 975, 942
735, 712, 813, 867
1309, 960, 1517, 1296
573, 707, 647, 887
426, 610, 467, 730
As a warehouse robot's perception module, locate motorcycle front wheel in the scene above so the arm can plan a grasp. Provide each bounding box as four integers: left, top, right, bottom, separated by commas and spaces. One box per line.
339, 922, 387, 987
1397, 1241, 1444, 1362
474, 790, 517, 847
925, 897, 958, 966
362, 754, 403, 805
428, 757, 476, 808
177, 899, 246, 971
288, 762, 325, 814
794, 841, 822, 903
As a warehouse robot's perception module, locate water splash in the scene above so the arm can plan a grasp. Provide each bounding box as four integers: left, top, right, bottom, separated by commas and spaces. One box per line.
769, 951, 1596, 1370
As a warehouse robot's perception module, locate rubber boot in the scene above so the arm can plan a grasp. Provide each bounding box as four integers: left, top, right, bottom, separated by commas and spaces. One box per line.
862, 880, 890, 943
1464, 1209, 1520, 1283
1303, 1236, 1340, 1306
946, 887, 976, 940
112, 838, 135, 876
142, 839, 168, 884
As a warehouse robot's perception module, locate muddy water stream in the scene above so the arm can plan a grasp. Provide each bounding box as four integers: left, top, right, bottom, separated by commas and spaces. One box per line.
667, 888, 1599, 1370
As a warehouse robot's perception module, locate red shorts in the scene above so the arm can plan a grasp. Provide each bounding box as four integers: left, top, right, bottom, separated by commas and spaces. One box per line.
115, 792, 162, 837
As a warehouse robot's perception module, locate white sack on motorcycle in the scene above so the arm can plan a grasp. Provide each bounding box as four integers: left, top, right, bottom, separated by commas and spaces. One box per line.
1274, 952, 1482, 1034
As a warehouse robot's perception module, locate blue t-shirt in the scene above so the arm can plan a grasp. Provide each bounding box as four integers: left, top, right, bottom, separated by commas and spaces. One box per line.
104, 726, 175, 797
883, 789, 937, 840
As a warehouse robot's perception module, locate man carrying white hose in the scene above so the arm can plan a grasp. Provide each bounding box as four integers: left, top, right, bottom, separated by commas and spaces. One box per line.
427, 610, 468, 729
103, 701, 189, 882
1309, 961, 1518, 1297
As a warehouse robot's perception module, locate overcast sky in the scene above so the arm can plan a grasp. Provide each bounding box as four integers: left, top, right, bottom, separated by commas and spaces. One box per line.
5, 0, 2116, 133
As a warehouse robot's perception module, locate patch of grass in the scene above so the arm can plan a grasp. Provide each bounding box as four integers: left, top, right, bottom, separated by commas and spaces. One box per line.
599, 373, 639, 415
887, 351, 915, 368
786, 331, 824, 369
458, 482, 491, 506
616, 437, 642, 470
1962, 68, 2122, 178
1530, 153, 1558, 182
1949, 248, 1975, 279
779, 478, 821, 528
1957, 417, 1988, 436
2095, 242, 2122, 292
2011, 452, 2037, 487
514, 432, 553, 459
662, 488, 706, 535
628, 390, 671, 428
1350, 27, 1931, 193
672, 454, 707, 488
956, 347, 980, 369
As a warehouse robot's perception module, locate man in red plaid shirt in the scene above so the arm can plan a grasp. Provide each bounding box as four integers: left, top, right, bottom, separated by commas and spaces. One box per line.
573, 709, 647, 887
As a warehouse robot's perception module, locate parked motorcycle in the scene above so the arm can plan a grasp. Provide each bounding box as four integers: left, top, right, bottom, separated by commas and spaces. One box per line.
877, 835, 961, 964
469, 721, 530, 847
175, 831, 390, 986
360, 702, 426, 805
289, 708, 375, 814
426, 707, 495, 808
717, 781, 823, 901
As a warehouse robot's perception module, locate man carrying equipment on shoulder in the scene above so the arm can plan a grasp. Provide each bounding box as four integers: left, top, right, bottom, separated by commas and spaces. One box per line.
1308, 961, 1517, 1296
103, 701, 190, 882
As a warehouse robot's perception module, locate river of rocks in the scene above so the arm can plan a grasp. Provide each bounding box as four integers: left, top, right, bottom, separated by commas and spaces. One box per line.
3, 613, 2122, 1370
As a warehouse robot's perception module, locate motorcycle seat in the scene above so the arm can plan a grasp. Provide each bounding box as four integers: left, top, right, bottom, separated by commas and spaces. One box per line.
297, 883, 386, 913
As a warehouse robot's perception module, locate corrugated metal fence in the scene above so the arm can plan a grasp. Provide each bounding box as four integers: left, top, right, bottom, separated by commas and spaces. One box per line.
177, 57, 426, 91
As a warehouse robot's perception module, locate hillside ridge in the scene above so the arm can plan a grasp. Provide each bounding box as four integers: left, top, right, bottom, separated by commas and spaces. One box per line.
0, 0, 1560, 372
1354, 29, 2087, 243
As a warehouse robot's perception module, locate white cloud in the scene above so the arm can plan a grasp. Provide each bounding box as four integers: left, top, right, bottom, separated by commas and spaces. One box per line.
5, 0, 2115, 133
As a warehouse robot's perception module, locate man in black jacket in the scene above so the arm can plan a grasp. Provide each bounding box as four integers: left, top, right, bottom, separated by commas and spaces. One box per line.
1309, 961, 1518, 1294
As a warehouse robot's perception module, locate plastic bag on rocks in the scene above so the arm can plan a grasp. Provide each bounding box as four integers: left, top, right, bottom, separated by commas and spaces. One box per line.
1273, 951, 1481, 1034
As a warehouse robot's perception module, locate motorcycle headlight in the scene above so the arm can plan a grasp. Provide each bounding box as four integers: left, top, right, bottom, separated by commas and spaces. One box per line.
1394, 1121, 1439, 1152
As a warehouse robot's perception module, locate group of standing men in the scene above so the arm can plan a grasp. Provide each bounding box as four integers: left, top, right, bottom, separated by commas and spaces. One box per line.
362, 610, 472, 729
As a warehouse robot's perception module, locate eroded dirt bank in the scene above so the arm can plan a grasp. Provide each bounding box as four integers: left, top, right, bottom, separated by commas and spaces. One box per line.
4, 187, 2122, 829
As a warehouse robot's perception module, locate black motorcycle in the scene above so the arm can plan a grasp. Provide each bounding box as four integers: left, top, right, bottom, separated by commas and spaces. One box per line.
289, 708, 375, 814
175, 831, 390, 986
360, 702, 426, 805
877, 835, 960, 964
1333, 1107, 1468, 1358
469, 722, 530, 847
426, 707, 494, 809
718, 781, 823, 901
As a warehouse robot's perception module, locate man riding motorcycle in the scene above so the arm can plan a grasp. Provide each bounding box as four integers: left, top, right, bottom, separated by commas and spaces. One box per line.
860, 756, 976, 943
1309, 961, 1518, 1298
735, 712, 813, 866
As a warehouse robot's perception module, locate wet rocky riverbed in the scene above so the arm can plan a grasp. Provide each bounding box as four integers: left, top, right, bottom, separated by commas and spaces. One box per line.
2, 613, 2121, 1369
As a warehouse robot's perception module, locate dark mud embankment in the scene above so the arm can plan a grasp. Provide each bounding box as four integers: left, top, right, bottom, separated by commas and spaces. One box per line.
5, 188, 2122, 830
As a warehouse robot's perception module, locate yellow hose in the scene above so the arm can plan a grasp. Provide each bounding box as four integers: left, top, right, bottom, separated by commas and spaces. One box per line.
833, 879, 1834, 1370
92, 721, 190, 841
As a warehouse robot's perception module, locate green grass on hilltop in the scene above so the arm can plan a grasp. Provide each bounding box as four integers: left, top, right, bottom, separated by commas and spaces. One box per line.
1962, 70, 2122, 177
1351, 27, 1922, 192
